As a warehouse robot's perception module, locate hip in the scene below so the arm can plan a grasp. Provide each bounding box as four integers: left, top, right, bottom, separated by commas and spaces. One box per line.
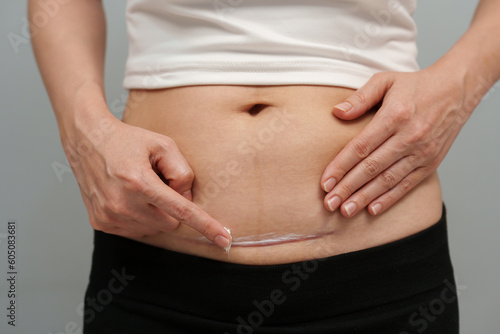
84, 206, 458, 333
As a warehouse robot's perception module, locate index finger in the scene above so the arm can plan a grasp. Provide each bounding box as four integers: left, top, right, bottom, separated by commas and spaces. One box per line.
142, 169, 232, 250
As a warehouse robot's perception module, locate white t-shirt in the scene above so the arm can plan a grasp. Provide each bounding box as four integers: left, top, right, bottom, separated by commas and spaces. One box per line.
123, 0, 419, 90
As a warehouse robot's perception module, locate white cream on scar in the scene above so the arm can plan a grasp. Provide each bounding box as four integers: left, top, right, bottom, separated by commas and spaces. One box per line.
202, 230, 340, 249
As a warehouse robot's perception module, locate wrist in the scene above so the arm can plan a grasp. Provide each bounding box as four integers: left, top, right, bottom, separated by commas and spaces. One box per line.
58, 81, 117, 146
427, 57, 493, 114
429, 30, 499, 110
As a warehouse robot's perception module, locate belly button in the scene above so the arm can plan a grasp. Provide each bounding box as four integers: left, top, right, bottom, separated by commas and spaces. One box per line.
246, 103, 270, 116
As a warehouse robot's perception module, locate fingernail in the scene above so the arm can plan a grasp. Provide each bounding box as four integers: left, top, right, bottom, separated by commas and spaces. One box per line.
334, 102, 353, 112
371, 203, 382, 215
215, 234, 231, 251
323, 178, 336, 192
327, 195, 341, 211
344, 202, 357, 217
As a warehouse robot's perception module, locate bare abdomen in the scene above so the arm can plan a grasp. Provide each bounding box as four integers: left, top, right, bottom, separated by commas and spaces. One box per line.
121, 85, 443, 264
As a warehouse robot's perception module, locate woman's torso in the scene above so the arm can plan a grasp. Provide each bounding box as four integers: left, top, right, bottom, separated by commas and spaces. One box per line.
121, 84, 443, 265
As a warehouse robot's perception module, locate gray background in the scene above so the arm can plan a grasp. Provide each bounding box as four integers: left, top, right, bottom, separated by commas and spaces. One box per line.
0, 0, 498, 333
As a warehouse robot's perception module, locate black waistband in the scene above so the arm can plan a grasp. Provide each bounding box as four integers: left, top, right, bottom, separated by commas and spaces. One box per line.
86, 205, 453, 325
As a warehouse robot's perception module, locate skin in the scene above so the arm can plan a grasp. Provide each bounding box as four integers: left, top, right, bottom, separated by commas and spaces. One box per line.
29, 0, 499, 253
321, 0, 500, 217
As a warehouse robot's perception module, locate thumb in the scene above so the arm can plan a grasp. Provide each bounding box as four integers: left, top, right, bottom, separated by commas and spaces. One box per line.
151, 138, 195, 201
332, 73, 393, 120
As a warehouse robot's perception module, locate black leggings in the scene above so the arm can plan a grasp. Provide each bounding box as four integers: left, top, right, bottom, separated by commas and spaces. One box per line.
83, 205, 459, 334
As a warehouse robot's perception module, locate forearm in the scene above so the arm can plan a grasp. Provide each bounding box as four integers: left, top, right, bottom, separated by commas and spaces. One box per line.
29, 0, 113, 144
431, 0, 500, 107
